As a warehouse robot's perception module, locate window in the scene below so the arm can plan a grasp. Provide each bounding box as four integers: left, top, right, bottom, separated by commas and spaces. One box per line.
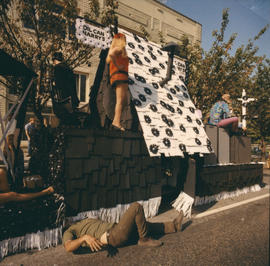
8, 87, 17, 95
8, 103, 14, 111
75, 73, 87, 102
21, 2, 65, 35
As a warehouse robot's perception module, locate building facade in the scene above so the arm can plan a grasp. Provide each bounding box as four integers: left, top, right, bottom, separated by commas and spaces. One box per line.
76, 0, 202, 116
0, 0, 201, 140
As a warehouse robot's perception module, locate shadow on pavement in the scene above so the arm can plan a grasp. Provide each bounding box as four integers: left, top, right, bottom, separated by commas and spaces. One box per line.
192, 201, 217, 215
182, 220, 193, 232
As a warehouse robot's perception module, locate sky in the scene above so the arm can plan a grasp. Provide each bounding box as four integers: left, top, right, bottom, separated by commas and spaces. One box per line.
161, 0, 270, 58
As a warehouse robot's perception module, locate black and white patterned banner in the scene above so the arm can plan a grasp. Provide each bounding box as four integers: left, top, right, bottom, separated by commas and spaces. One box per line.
119, 29, 212, 157
74, 21, 212, 157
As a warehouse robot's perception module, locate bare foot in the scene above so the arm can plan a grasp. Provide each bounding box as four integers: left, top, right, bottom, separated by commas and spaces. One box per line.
111, 124, 125, 131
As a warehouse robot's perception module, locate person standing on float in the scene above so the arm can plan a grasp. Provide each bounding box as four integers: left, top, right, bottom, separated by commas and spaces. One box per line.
106, 33, 129, 131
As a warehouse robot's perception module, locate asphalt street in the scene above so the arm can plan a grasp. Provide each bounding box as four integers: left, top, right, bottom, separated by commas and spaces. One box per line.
1, 192, 269, 266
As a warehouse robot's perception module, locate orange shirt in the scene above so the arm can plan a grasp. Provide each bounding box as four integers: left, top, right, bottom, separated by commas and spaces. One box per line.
109, 55, 129, 85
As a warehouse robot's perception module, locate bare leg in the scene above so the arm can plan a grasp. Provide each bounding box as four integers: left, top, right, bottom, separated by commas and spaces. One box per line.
112, 83, 128, 130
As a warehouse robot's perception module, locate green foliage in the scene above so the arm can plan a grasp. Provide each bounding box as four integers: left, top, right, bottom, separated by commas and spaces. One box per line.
247, 59, 270, 158
180, 8, 268, 125
85, 0, 100, 20
84, 0, 118, 36
100, 0, 118, 27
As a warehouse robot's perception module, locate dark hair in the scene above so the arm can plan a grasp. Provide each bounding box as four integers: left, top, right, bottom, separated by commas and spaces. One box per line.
217, 91, 222, 99
52, 52, 63, 62
214, 91, 222, 102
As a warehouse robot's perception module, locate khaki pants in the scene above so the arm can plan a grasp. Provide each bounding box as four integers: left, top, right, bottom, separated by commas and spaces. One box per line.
108, 202, 176, 247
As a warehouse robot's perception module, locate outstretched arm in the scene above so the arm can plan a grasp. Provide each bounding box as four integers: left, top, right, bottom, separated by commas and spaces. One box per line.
0, 186, 54, 205
64, 235, 103, 252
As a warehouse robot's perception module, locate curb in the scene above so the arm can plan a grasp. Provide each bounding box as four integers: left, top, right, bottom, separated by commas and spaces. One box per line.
193, 193, 270, 219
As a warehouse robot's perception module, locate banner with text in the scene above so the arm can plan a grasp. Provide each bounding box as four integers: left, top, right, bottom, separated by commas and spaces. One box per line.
75, 18, 112, 49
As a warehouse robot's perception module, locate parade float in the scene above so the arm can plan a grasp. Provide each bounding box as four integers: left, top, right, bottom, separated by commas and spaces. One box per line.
0, 19, 263, 259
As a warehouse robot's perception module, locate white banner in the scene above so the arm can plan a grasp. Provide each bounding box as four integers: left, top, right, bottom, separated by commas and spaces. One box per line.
75, 18, 112, 49
120, 28, 212, 157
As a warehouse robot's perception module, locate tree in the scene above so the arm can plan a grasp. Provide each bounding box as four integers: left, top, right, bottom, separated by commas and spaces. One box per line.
0, 0, 119, 120
0, 0, 119, 180
85, 0, 118, 27
0, 0, 95, 120
100, 0, 118, 27
247, 59, 270, 160
179, 9, 268, 121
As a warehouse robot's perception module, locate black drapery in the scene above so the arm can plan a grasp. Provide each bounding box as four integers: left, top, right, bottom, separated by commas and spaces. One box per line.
0, 49, 36, 78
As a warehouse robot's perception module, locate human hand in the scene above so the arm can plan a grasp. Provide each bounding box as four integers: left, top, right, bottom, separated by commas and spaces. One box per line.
83, 235, 103, 252
47, 186, 54, 194
43, 186, 54, 195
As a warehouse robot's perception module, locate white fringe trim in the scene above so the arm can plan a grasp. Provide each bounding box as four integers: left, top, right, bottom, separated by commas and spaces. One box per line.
0, 227, 62, 260
172, 192, 194, 218
0, 197, 162, 260
203, 162, 264, 167
194, 184, 262, 206
67, 196, 162, 224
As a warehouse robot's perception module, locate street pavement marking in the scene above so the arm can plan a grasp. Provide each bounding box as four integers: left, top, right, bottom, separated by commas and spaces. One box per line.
194, 193, 270, 219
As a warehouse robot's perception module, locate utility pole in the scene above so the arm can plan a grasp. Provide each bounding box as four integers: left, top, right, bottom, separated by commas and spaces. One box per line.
237, 89, 255, 129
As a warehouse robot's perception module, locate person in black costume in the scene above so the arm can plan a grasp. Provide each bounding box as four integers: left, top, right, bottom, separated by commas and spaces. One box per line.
51, 52, 80, 125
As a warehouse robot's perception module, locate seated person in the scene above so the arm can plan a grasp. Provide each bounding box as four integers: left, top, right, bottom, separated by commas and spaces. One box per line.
62, 202, 184, 252
0, 167, 54, 205
208, 93, 239, 132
